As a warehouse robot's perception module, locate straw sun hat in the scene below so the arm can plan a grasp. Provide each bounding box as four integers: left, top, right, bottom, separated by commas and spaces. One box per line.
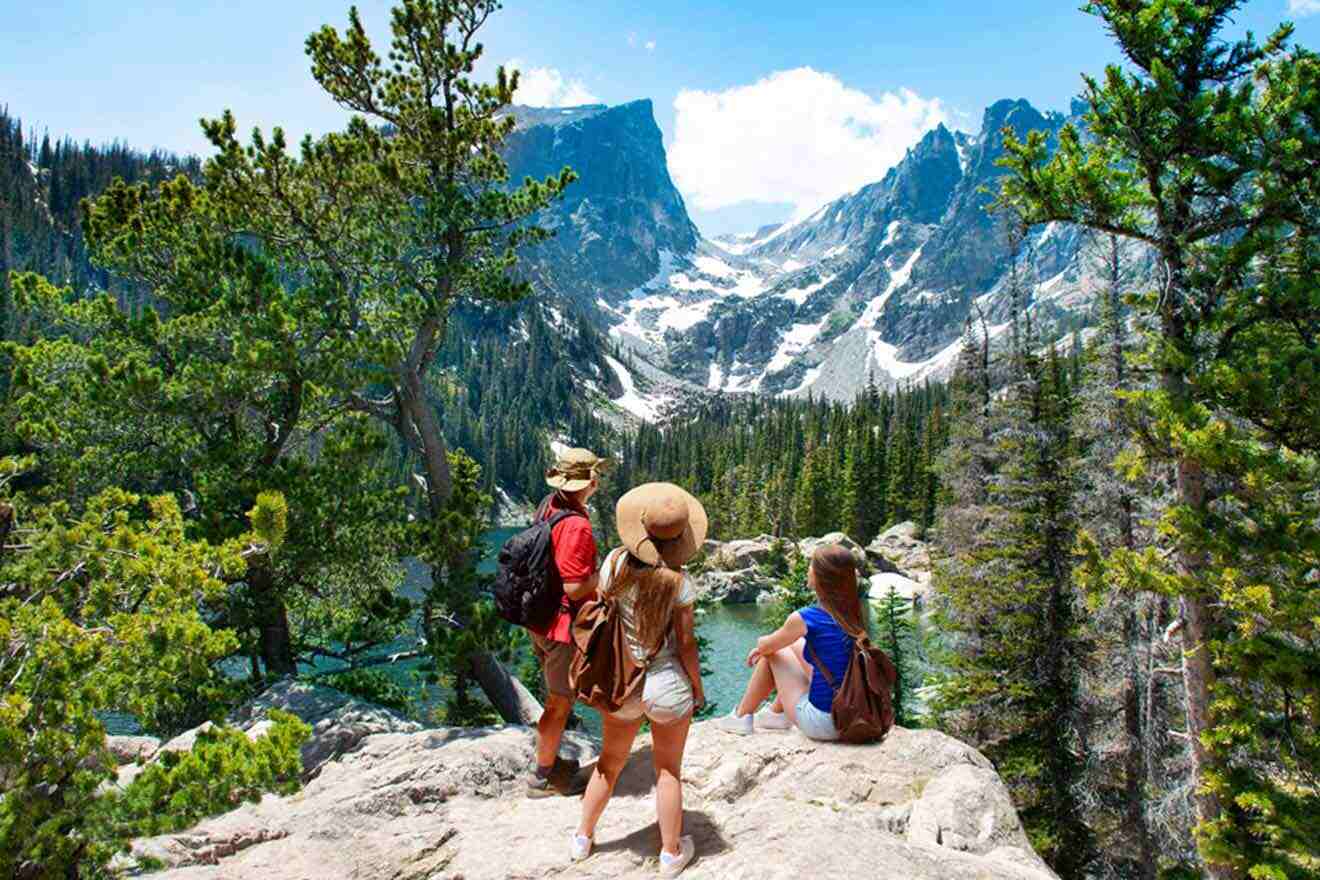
615, 482, 708, 568
545, 447, 610, 493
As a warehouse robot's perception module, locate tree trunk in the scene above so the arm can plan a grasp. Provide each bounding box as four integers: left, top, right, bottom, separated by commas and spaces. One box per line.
401, 367, 453, 508
469, 650, 544, 726
1123, 604, 1157, 879
401, 366, 539, 726
1173, 435, 1232, 879
250, 564, 295, 676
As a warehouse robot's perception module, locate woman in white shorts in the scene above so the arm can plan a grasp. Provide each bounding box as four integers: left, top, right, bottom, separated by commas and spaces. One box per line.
716, 544, 862, 742
571, 483, 707, 878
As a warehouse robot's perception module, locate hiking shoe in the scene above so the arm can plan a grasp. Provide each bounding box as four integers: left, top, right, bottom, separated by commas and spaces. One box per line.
658, 836, 695, 877
715, 711, 754, 735
526, 756, 585, 798
755, 708, 791, 730
570, 833, 593, 862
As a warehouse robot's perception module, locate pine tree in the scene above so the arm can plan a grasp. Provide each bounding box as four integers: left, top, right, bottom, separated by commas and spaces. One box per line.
874, 586, 921, 728
838, 423, 866, 541
933, 323, 1094, 874
1000, 4, 1320, 874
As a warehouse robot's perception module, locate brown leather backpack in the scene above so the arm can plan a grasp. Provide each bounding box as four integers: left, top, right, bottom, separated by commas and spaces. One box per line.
568, 551, 661, 714
808, 640, 899, 744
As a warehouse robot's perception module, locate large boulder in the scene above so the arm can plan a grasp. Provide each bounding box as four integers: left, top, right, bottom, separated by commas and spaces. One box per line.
125, 720, 1056, 880
703, 536, 779, 571
868, 571, 927, 603
797, 532, 869, 571
693, 567, 776, 604
105, 735, 161, 765
867, 521, 933, 583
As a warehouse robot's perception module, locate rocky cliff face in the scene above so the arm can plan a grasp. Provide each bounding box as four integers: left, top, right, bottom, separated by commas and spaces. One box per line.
123, 682, 1058, 880
505, 96, 1156, 414
505, 101, 701, 313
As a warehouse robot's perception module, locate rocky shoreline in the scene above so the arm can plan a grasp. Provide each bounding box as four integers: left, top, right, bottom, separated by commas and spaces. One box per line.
694, 522, 933, 607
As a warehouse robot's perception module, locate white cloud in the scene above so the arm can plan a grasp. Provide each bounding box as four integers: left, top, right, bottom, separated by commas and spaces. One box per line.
1289, 0, 1320, 15
669, 68, 950, 217
507, 59, 599, 107
645, 40, 656, 52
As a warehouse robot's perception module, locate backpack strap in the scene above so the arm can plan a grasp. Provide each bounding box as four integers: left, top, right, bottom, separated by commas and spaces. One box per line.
538, 493, 588, 527
805, 641, 838, 689
544, 508, 586, 530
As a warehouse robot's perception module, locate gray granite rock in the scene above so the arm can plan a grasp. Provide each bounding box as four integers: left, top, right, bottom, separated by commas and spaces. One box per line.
125, 720, 1055, 880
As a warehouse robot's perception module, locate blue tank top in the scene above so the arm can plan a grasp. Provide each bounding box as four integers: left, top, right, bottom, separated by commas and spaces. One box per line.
800, 605, 854, 712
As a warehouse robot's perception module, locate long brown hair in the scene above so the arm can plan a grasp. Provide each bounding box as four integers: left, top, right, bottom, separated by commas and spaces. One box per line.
810, 545, 868, 644
604, 551, 685, 654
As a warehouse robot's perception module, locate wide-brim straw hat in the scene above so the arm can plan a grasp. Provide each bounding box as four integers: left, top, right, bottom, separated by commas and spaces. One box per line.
616, 482, 708, 568
546, 447, 610, 493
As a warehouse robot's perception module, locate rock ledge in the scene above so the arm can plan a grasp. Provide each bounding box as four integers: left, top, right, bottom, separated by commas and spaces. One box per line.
128, 685, 1056, 880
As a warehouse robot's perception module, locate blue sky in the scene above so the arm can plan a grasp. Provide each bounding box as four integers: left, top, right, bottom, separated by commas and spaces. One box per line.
4, 1, 1318, 235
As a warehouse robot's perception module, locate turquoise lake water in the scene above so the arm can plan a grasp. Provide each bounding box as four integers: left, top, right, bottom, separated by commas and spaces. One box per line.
107, 529, 770, 736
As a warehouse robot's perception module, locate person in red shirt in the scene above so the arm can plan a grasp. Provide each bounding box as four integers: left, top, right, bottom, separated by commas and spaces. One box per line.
527, 447, 609, 797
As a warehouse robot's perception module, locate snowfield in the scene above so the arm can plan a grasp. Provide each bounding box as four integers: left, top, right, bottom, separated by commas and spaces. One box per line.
605, 355, 666, 422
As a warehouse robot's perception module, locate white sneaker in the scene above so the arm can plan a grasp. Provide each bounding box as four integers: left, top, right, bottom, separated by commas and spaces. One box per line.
570, 833, 593, 862
659, 835, 695, 876
715, 710, 754, 735
755, 708, 791, 730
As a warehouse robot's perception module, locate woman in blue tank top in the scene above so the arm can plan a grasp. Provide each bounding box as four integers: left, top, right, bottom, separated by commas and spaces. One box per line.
716, 544, 863, 741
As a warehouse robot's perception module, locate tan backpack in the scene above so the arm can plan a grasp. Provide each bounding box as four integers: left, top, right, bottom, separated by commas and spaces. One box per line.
807, 640, 899, 744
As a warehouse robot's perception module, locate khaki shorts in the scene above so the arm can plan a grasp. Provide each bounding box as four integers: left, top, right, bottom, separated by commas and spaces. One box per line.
613, 655, 694, 725
532, 634, 575, 698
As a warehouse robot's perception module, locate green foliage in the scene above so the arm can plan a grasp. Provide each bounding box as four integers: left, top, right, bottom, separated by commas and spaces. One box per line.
764, 551, 813, 631
0, 459, 282, 877
606, 383, 946, 543
998, 2, 1320, 876
932, 342, 1095, 876
97, 710, 310, 841
873, 587, 922, 728
312, 670, 417, 718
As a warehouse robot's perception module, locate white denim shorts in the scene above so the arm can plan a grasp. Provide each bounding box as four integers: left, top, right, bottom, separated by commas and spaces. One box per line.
794, 693, 840, 741
613, 654, 694, 725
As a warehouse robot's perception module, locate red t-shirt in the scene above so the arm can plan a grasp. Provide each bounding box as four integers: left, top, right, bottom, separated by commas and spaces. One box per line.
529, 493, 597, 643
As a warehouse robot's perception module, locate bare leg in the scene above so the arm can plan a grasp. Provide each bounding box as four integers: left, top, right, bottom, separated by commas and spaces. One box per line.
650, 713, 693, 857
576, 713, 644, 840
768, 639, 811, 713
765, 645, 812, 726
734, 656, 776, 717
536, 693, 575, 769
790, 637, 811, 676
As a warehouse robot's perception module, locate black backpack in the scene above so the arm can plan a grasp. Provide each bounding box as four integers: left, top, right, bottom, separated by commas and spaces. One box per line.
493, 497, 586, 630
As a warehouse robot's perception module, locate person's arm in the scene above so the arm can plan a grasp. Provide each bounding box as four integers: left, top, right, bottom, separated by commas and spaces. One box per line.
558, 521, 601, 602
746, 612, 808, 667
673, 605, 705, 710
563, 570, 599, 601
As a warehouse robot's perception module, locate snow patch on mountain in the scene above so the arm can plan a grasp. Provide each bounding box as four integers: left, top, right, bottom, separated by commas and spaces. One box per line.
779, 273, 837, 306
767, 318, 828, 374
881, 220, 902, 249
785, 365, 823, 396
605, 355, 666, 422
693, 254, 737, 278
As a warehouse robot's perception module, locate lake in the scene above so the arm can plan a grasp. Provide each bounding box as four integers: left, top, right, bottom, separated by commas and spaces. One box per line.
108, 528, 769, 736
332, 527, 771, 731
